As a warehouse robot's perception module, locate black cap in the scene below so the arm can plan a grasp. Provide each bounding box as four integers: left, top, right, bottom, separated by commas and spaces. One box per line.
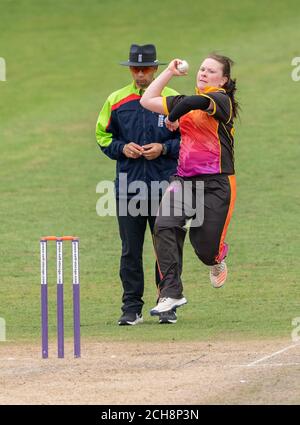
120, 44, 167, 66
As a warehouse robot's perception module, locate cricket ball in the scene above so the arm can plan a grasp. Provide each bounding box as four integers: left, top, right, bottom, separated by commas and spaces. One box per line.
177, 60, 189, 73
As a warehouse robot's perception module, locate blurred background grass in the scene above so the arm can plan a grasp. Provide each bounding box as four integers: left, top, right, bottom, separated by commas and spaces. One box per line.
0, 0, 299, 343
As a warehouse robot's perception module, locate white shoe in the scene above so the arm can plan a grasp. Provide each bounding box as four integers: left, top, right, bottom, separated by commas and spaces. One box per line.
210, 260, 227, 288
150, 297, 187, 316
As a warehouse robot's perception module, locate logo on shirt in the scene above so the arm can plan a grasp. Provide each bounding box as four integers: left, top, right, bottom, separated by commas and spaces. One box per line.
158, 114, 164, 127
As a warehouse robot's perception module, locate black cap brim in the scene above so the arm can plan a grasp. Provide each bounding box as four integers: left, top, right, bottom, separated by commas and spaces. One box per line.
119, 60, 167, 66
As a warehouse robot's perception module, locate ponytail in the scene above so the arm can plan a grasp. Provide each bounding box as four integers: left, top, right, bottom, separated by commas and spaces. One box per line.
223, 77, 239, 119
208, 53, 240, 119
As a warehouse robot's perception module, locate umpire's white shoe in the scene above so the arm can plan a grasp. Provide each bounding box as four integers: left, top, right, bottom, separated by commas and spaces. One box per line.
150, 297, 187, 316
210, 260, 227, 288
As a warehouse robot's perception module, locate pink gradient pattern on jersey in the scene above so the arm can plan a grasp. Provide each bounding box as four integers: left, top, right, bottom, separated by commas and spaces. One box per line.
176, 110, 221, 177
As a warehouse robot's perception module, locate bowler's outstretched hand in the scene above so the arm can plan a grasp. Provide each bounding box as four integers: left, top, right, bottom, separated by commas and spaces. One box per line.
165, 117, 179, 131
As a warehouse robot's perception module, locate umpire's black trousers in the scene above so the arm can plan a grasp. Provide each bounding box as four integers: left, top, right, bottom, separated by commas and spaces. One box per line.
153, 174, 236, 299
117, 199, 160, 315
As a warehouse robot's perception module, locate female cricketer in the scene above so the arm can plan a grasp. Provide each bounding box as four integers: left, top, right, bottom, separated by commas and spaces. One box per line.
141, 53, 239, 317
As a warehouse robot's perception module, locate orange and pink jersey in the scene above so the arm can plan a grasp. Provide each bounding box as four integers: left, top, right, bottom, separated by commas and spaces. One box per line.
163, 87, 235, 177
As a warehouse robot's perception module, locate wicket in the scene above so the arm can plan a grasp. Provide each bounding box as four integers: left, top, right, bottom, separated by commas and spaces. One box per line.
40, 236, 81, 359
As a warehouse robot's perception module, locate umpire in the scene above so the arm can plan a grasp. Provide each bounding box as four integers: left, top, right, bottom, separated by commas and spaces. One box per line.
96, 44, 180, 325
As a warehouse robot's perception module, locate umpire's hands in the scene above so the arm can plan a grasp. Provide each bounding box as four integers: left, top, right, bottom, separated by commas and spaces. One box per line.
123, 142, 143, 159
142, 143, 163, 160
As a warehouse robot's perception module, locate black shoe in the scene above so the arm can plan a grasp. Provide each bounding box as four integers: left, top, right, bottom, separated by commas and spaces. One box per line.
159, 310, 177, 324
118, 312, 143, 326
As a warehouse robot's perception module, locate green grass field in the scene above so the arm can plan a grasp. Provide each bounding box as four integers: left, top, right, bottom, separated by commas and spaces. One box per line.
0, 0, 299, 343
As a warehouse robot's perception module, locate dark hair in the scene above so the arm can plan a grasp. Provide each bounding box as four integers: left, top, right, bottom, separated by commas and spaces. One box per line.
207, 53, 239, 118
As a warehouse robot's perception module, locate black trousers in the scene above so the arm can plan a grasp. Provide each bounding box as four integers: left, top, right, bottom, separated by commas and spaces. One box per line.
117, 199, 160, 314
153, 174, 236, 299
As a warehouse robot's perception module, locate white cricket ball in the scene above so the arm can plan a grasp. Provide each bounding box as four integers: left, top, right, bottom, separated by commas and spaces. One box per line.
177, 60, 189, 73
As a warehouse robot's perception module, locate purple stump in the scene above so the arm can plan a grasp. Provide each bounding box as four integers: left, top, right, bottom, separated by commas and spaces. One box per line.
72, 239, 80, 358
73, 284, 80, 358
56, 240, 64, 358
40, 240, 48, 359
41, 284, 48, 358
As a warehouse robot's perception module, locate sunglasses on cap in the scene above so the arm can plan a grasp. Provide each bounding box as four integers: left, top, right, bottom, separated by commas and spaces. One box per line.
130, 66, 155, 74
